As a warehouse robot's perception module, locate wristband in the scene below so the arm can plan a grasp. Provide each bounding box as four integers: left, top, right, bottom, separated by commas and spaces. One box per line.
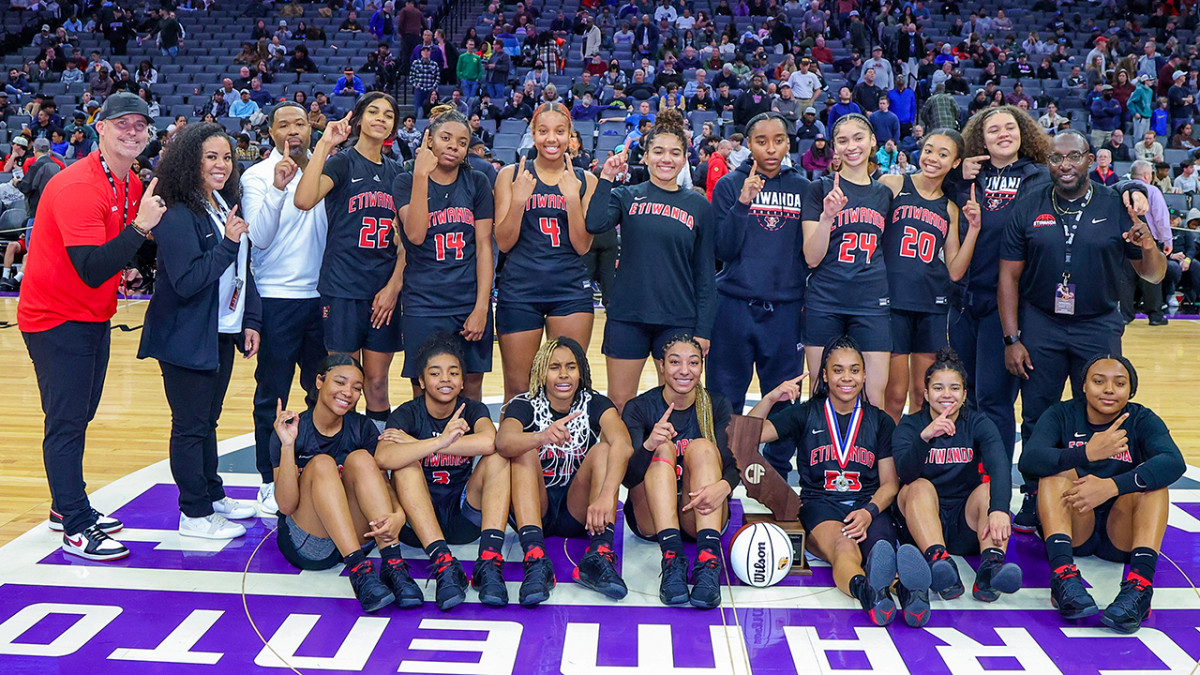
864, 503, 880, 519
129, 222, 150, 237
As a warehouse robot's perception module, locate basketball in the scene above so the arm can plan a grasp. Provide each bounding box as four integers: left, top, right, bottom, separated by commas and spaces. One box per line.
729, 521, 794, 588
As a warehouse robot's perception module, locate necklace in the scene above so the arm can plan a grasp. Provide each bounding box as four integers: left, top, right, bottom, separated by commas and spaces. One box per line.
1051, 185, 1093, 217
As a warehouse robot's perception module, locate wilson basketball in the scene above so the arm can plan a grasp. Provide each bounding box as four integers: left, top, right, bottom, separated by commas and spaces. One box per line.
730, 521, 794, 587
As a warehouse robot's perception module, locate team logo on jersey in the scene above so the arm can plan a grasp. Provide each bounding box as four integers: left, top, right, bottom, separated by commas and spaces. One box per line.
322, 305, 330, 319
926, 446, 975, 465
984, 175, 1022, 211
1033, 213, 1057, 228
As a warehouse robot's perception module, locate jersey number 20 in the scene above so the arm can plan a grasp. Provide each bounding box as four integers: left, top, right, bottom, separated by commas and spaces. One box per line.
540, 217, 561, 247
837, 232, 877, 263
899, 226, 937, 263
434, 232, 466, 261
358, 217, 393, 249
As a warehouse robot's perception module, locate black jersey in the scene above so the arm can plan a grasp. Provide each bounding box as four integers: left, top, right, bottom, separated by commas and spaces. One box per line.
621, 386, 740, 490
883, 175, 952, 312
802, 175, 893, 315
502, 391, 616, 487
319, 148, 402, 300
385, 395, 493, 488
1000, 183, 1139, 318
1019, 399, 1185, 495
768, 397, 895, 501
497, 167, 592, 304
586, 180, 717, 337
893, 408, 1010, 512
394, 169, 495, 317
268, 410, 379, 469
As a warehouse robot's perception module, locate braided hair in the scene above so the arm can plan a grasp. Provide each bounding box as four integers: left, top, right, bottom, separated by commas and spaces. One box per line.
811, 335, 865, 402
524, 337, 595, 488
659, 333, 717, 445
319, 352, 363, 376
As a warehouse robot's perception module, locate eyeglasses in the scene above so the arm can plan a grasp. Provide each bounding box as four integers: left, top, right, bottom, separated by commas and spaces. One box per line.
1047, 151, 1089, 166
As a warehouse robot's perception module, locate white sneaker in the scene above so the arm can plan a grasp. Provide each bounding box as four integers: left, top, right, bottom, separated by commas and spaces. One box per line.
212, 496, 257, 520
257, 483, 278, 516
179, 513, 246, 540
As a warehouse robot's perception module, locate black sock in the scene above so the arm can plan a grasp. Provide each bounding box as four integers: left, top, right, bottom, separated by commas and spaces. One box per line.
366, 408, 389, 422
1046, 533, 1074, 571
379, 543, 403, 563
344, 549, 367, 569
981, 547, 1005, 566
424, 539, 451, 561
1128, 547, 1158, 583
518, 525, 545, 556
696, 528, 722, 557
478, 529, 505, 559
657, 528, 684, 555
849, 574, 871, 610
924, 544, 949, 563
588, 522, 616, 552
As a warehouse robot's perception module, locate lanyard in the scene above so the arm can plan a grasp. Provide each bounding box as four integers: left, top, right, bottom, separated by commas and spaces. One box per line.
1051, 186, 1091, 285
99, 155, 131, 227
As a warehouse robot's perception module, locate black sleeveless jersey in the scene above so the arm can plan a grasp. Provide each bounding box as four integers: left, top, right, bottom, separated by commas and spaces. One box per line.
318, 148, 401, 300
883, 175, 952, 313
768, 397, 895, 502
385, 395, 493, 488
802, 175, 893, 315
497, 167, 592, 304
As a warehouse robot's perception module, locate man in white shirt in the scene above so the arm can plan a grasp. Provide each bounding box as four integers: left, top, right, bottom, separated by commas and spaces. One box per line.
860, 45, 894, 90
787, 57, 823, 111
654, 0, 677, 24
1174, 159, 1199, 194
240, 102, 329, 515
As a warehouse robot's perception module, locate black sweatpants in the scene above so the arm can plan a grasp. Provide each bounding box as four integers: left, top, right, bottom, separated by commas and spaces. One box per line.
23, 321, 110, 536
161, 334, 236, 518
252, 297, 324, 482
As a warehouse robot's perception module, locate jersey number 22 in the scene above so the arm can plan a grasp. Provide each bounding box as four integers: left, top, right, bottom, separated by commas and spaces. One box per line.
358, 217, 393, 249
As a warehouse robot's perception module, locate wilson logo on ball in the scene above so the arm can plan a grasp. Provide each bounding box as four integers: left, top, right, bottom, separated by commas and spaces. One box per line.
745, 463, 766, 485
753, 542, 768, 585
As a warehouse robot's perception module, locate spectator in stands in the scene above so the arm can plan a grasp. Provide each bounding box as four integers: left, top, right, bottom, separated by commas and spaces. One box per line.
853, 67, 885, 113
1005, 82, 1033, 109
230, 90, 260, 120
652, 57, 684, 91
887, 76, 916, 137
340, 10, 364, 33
14, 138, 60, 216
1167, 207, 1200, 304
286, 44, 317, 74
484, 39, 510, 101
156, 11, 185, 58
899, 123, 924, 161
501, 90, 533, 121
410, 46, 440, 118
827, 85, 862, 131
796, 106, 825, 140
920, 83, 960, 131
1137, 130, 1165, 163
200, 90, 230, 119
1151, 96, 1170, 139
1168, 70, 1193, 132
1034, 101, 1065, 133
1088, 84, 1122, 149
1130, 75, 1155, 141
29, 108, 60, 141
1171, 122, 1199, 150
1174, 159, 1199, 193
1089, 149, 1119, 186
458, 38, 482, 102
870, 95, 901, 145
64, 127, 93, 160
1063, 64, 1087, 90
734, 73, 771, 127
370, 1, 396, 44
334, 66, 365, 98
1102, 130, 1131, 162
1151, 161, 1173, 194
861, 45, 894, 90
634, 14, 660, 59
772, 83, 802, 128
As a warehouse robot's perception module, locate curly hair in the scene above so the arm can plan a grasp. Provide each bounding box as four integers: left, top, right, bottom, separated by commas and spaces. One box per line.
962, 105, 1049, 164
414, 331, 466, 375
154, 122, 241, 214
640, 106, 688, 153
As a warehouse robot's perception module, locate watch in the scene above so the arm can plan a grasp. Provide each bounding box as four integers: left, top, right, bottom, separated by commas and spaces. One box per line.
1003, 332, 1021, 346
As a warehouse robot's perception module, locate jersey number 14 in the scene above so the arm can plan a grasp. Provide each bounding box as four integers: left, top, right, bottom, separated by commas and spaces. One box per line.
434, 232, 466, 261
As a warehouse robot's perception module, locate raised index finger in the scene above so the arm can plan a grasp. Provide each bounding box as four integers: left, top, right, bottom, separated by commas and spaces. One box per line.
833, 172, 840, 190
658, 401, 676, 424
970, 155, 989, 164
226, 204, 239, 222
1108, 412, 1130, 432
144, 176, 158, 198
970, 183, 976, 202
563, 410, 585, 423
750, 159, 759, 176
450, 402, 466, 421
791, 372, 809, 384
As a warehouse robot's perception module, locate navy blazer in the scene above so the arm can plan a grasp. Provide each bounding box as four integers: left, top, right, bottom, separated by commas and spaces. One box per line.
138, 202, 262, 370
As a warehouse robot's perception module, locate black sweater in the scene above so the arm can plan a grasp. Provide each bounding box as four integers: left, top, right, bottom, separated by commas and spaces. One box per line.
893, 408, 1010, 513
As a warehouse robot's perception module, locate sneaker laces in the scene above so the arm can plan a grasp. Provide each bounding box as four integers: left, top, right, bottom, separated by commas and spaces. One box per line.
696, 549, 720, 566
479, 549, 504, 564
591, 544, 616, 564
1124, 571, 1152, 591
433, 553, 455, 575
1053, 563, 1081, 580
523, 545, 546, 562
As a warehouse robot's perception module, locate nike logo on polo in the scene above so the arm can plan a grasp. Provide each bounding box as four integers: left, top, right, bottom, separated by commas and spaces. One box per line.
1074, 432, 1087, 438
351, 177, 365, 183
812, 429, 824, 435
1092, 217, 1106, 223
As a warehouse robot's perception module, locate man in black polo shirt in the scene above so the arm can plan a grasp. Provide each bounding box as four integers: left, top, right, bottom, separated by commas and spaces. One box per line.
998, 129, 1166, 465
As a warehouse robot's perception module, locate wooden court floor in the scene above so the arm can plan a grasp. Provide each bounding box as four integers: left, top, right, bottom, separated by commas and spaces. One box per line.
2, 296, 1198, 546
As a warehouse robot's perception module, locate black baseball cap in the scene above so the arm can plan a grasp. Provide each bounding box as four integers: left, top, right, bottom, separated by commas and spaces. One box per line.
96, 92, 152, 122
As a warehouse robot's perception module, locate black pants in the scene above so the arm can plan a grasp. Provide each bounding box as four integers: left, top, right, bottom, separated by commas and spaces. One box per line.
583, 228, 619, 307
161, 334, 236, 518
252, 297, 324, 482
1118, 263, 1165, 322
947, 295, 1018, 463
23, 321, 110, 536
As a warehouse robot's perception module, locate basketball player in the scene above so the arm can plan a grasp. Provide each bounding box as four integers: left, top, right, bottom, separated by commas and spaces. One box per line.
708, 111, 810, 480
621, 335, 738, 609
272, 354, 423, 613
880, 129, 980, 420
893, 347, 1022, 603
750, 336, 930, 628
372, 334, 511, 609
393, 105, 494, 401
999, 130, 1164, 532
495, 337, 635, 605
493, 102, 599, 402
294, 92, 403, 432
241, 101, 326, 515
801, 114, 894, 408
1019, 355, 1184, 633
585, 108, 715, 413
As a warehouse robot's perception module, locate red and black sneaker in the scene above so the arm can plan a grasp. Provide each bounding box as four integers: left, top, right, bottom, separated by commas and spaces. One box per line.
519, 546, 556, 606
432, 553, 469, 611
573, 544, 628, 600
1050, 564, 1099, 619
1101, 573, 1153, 634
62, 524, 129, 562
472, 550, 509, 607
658, 550, 691, 606
379, 556, 424, 608
50, 508, 122, 535
689, 550, 723, 610
347, 559, 395, 613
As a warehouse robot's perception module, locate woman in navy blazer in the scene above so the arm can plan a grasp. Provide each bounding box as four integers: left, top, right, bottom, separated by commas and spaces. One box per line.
139, 123, 262, 540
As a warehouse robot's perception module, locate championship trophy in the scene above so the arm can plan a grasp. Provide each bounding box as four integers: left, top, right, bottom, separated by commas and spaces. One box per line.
727, 414, 809, 575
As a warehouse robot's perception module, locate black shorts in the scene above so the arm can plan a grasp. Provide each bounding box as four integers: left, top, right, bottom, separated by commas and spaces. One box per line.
543, 483, 587, 538
400, 311, 494, 378
398, 482, 483, 548
938, 496, 979, 556
602, 319, 691, 360
800, 496, 897, 555
890, 308, 948, 355
802, 310, 892, 352
321, 295, 404, 354
1072, 497, 1131, 564
495, 298, 594, 335
276, 513, 341, 571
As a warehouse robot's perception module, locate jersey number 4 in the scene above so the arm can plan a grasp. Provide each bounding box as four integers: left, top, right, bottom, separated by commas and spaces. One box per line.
899, 226, 937, 263
837, 232, 878, 263
540, 217, 561, 247
434, 232, 466, 261
358, 217, 393, 249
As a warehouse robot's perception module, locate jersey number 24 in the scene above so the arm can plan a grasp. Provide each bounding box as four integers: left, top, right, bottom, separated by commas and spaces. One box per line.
837, 232, 878, 263
358, 217, 393, 249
